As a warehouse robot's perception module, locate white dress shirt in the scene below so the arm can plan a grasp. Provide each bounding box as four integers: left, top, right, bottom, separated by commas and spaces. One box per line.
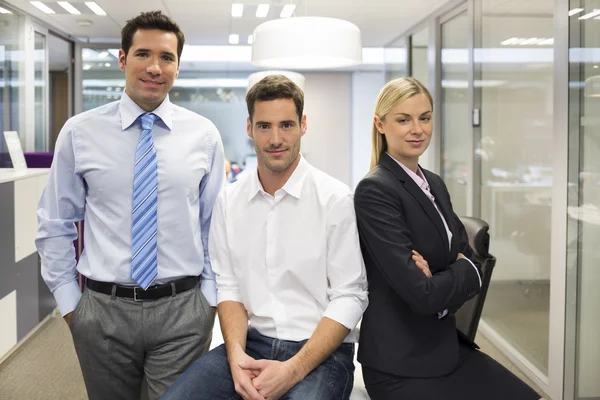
36, 92, 225, 316
210, 155, 369, 343
388, 154, 482, 317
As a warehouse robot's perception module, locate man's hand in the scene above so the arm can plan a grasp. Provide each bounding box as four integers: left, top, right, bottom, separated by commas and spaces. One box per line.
412, 250, 432, 278
457, 252, 465, 261
63, 312, 72, 326
228, 347, 265, 400
240, 359, 300, 400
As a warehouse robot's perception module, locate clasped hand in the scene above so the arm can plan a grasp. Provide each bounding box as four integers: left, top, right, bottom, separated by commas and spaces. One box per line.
230, 350, 300, 400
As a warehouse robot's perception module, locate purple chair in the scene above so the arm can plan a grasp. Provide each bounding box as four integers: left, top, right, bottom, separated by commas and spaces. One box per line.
24, 152, 54, 168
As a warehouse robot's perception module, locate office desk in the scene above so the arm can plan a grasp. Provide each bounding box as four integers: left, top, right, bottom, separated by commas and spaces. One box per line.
0, 168, 53, 361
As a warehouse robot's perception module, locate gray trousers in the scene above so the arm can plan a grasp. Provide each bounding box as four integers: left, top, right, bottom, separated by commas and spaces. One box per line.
70, 282, 215, 400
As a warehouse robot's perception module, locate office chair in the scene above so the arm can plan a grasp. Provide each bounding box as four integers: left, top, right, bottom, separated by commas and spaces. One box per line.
455, 216, 497, 342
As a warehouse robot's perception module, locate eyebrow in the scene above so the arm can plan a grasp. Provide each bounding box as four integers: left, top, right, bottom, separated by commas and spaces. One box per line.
134, 48, 177, 59
254, 120, 296, 126
394, 111, 432, 117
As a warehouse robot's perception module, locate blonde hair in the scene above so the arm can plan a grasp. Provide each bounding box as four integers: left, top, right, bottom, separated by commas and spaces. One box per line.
370, 77, 433, 169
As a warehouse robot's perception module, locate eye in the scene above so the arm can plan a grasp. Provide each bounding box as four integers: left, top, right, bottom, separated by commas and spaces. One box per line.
258, 124, 269, 130
397, 119, 409, 124
282, 123, 293, 129
420, 116, 431, 122
136, 52, 149, 58
162, 55, 175, 62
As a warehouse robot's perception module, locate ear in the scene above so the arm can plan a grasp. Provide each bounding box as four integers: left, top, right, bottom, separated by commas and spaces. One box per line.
374, 115, 385, 134
300, 115, 307, 137
118, 49, 126, 72
246, 117, 253, 139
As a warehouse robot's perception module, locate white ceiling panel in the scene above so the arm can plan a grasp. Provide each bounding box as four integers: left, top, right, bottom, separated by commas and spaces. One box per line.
4, 0, 454, 46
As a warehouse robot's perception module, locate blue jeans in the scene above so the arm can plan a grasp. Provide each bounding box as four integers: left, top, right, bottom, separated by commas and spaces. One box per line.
161, 328, 356, 400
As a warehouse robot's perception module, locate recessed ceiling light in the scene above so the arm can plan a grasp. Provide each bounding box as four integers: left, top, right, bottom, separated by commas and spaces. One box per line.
0, 6, 12, 14
84, 1, 106, 16
98, 51, 109, 58
104, 63, 111, 68
569, 8, 584, 16
229, 34, 239, 45
256, 4, 269, 18
77, 19, 93, 26
30, 1, 55, 14
594, 65, 599, 69
83, 64, 92, 70
579, 9, 600, 19
57, 1, 81, 15
280, 4, 296, 18
231, 3, 243, 18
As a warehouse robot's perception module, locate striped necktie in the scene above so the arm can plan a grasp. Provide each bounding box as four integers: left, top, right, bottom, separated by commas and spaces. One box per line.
131, 113, 159, 289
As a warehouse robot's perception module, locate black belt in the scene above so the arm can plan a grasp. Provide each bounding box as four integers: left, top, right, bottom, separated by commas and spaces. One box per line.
86, 276, 200, 301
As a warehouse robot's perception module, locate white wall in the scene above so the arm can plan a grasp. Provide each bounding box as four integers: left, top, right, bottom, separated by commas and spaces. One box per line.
302, 73, 352, 186
350, 71, 385, 188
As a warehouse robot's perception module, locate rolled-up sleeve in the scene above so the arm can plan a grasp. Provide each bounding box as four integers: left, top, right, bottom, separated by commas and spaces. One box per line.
322, 193, 369, 330
36, 122, 86, 316
199, 128, 225, 306
209, 192, 242, 304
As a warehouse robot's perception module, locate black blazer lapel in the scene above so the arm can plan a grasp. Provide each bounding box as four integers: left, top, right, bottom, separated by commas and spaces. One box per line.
425, 170, 458, 256
380, 154, 450, 254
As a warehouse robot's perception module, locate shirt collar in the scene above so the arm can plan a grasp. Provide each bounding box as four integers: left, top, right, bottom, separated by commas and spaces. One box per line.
247, 154, 310, 201
386, 152, 429, 191
119, 91, 174, 131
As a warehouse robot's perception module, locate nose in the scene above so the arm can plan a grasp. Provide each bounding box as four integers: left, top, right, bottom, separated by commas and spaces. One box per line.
411, 119, 424, 135
269, 128, 283, 146
146, 57, 162, 76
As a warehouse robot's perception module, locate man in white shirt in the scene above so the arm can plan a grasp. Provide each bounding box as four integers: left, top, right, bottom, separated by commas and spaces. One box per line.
162, 75, 369, 400
36, 11, 224, 400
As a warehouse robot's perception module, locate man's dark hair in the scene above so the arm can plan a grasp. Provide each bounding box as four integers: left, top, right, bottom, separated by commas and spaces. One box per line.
121, 10, 185, 62
246, 75, 304, 122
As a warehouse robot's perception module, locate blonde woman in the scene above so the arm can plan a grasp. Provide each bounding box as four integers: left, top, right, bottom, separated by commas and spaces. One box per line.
353, 77, 542, 399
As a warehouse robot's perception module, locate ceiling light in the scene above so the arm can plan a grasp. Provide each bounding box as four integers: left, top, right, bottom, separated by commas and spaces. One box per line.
85, 1, 106, 16
579, 9, 600, 19
104, 63, 111, 68
0, 6, 12, 14
256, 4, 269, 18
83, 64, 92, 70
280, 4, 296, 18
247, 35, 254, 45
77, 19, 93, 26
569, 8, 584, 16
57, 1, 80, 15
30, 1, 55, 14
252, 17, 362, 69
98, 51, 109, 58
231, 3, 243, 18
229, 34, 239, 45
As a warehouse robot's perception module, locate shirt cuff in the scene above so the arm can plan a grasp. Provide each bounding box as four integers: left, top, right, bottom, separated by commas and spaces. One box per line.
53, 281, 83, 316
464, 258, 482, 287
216, 290, 243, 305
200, 279, 218, 307
322, 296, 366, 331
438, 309, 449, 319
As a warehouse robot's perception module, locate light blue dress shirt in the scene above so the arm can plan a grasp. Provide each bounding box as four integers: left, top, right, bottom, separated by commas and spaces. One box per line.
36, 92, 225, 316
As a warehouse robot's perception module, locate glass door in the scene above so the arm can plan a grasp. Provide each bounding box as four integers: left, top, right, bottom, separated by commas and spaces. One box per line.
439, 9, 469, 217
566, 1, 600, 399
34, 30, 48, 151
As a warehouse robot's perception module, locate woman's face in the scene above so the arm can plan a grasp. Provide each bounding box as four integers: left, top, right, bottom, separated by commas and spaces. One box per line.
375, 93, 433, 166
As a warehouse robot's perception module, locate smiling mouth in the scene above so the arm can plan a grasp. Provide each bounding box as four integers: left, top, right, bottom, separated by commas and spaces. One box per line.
141, 79, 163, 86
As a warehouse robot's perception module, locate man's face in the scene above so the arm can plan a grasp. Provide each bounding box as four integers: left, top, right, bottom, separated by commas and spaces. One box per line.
247, 98, 306, 174
119, 29, 179, 111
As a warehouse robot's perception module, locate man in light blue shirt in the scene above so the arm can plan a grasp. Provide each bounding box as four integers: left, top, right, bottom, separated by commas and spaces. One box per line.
35, 10, 224, 400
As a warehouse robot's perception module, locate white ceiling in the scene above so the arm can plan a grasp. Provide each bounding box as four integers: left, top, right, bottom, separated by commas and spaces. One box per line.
3, 0, 455, 46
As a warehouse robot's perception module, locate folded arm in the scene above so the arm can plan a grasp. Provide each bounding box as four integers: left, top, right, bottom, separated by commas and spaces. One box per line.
354, 177, 480, 316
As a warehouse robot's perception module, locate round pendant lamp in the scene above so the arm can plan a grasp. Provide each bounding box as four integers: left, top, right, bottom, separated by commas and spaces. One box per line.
247, 70, 306, 91
251, 17, 363, 70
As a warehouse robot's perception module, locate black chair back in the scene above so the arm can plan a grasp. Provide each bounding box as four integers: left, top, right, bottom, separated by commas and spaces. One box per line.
455, 217, 496, 341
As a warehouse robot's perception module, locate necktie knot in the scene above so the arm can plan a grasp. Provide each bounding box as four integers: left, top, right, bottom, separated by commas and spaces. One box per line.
141, 113, 157, 131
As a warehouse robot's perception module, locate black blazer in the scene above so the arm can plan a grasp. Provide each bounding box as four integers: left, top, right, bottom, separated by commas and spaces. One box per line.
354, 153, 482, 378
